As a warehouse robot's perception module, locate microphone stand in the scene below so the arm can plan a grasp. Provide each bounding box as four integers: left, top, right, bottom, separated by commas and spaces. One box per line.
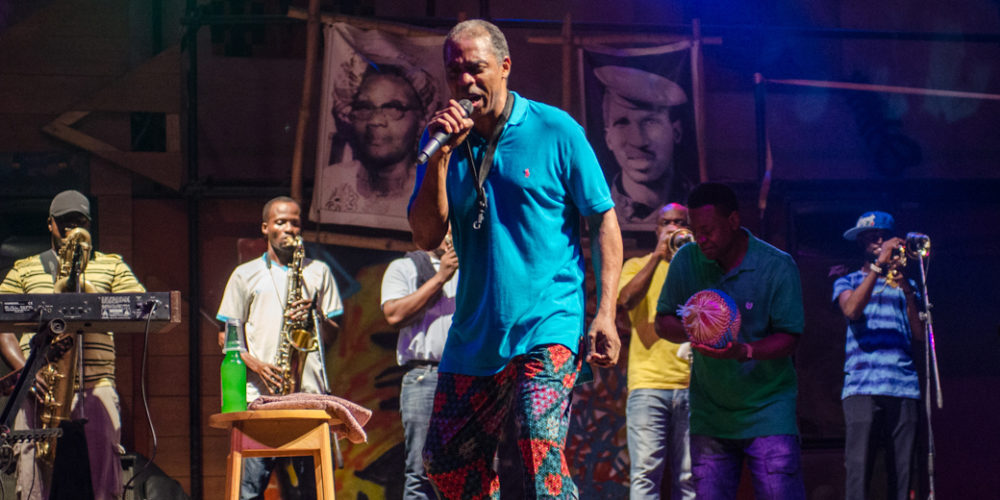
311, 294, 343, 469
915, 253, 941, 500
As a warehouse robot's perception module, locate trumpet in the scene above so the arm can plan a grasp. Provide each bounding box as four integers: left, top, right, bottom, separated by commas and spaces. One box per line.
666, 228, 694, 255
885, 233, 931, 287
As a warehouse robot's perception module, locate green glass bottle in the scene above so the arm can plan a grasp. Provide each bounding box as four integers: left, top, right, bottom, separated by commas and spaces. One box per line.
220, 318, 248, 413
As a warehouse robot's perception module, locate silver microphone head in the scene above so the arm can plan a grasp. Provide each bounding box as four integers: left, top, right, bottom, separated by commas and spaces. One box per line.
457, 99, 474, 117
905, 232, 930, 258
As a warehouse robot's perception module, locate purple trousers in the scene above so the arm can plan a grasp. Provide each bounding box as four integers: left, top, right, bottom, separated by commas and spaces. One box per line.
690, 434, 805, 500
16, 384, 122, 500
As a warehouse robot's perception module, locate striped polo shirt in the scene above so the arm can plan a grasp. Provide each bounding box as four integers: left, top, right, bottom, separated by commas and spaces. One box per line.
832, 271, 920, 400
1, 250, 145, 387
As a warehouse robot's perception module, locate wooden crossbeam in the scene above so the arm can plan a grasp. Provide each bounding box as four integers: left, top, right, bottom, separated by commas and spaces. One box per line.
286, 7, 443, 37
302, 231, 416, 252
526, 34, 722, 46
42, 112, 184, 191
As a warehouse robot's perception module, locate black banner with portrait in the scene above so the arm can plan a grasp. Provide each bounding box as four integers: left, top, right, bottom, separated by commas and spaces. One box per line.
581, 42, 699, 232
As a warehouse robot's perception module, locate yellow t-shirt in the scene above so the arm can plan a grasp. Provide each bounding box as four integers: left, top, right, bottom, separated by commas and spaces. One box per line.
618, 254, 690, 391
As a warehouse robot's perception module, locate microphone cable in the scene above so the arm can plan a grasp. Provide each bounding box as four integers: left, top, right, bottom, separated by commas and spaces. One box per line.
122, 300, 160, 496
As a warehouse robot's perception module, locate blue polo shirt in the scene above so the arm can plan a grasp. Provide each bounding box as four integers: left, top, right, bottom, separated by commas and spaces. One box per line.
411, 92, 614, 376
657, 229, 804, 438
832, 271, 920, 400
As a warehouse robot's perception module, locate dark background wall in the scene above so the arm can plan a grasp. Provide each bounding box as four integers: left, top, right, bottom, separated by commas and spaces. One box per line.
1, 0, 998, 498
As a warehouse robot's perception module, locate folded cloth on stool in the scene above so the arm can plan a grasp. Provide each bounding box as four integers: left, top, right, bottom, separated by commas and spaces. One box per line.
249, 393, 373, 443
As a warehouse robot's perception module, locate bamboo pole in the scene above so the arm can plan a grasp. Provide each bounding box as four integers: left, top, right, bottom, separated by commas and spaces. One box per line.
576, 46, 586, 126
690, 18, 709, 183
561, 12, 573, 112
290, 0, 321, 204
753, 73, 769, 230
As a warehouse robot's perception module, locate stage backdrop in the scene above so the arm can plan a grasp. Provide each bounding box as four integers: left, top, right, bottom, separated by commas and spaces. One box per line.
310, 23, 447, 231
581, 42, 700, 232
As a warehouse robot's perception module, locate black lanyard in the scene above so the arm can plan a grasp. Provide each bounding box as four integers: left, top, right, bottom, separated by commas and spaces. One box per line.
464, 91, 513, 230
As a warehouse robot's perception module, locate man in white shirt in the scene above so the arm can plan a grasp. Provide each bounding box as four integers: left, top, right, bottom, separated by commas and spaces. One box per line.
380, 232, 458, 500
216, 196, 343, 499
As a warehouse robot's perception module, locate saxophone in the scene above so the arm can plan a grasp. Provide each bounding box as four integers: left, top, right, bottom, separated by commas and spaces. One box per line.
38, 227, 97, 464
268, 236, 319, 395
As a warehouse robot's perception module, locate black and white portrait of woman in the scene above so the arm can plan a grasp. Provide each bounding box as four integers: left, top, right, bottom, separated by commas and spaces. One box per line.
312, 24, 446, 231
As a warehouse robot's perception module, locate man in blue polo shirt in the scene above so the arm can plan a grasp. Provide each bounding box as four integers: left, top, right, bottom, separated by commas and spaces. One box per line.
409, 18, 623, 499
654, 183, 805, 500
834, 211, 922, 500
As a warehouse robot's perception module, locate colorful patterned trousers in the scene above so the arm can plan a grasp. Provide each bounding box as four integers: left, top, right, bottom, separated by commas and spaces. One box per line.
422, 344, 582, 499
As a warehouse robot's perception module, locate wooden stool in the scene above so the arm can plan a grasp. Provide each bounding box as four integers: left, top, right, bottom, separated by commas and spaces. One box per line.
209, 409, 337, 500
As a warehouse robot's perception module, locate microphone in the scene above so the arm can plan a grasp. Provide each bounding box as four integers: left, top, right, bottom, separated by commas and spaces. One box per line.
417, 99, 474, 164
905, 232, 931, 258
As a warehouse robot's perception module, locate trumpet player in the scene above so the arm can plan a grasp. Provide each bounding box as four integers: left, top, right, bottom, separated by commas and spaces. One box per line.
216, 196, 342, 499
616, 203, 695, 500
0, 189, 145, 500
835, 211, 923, 500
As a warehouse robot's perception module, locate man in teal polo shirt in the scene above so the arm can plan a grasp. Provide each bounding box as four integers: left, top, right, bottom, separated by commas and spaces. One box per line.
654, 183, 805, 500
409, 19, 623, 499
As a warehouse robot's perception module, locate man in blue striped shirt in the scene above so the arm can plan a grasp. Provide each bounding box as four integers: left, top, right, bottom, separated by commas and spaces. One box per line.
833, 211, 923, 500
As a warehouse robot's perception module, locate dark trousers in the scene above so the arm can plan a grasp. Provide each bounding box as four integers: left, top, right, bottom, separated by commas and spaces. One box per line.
240, 456, 316, 500
690, 434, 805, 500
843, 395, 918, 500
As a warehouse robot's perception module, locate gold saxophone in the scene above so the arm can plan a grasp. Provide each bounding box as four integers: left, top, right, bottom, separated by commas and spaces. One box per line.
269, 236, 319, 395
38, 227, 97, 464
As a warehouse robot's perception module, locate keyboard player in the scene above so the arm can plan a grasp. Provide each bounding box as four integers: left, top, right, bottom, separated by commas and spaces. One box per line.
0, 189, 145, 500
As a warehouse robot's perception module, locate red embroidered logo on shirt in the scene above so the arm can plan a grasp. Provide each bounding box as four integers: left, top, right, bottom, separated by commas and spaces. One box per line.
524, 169, 530, 178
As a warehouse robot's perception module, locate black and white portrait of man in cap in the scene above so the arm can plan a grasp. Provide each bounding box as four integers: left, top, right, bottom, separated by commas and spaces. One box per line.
596, 65, 692, 228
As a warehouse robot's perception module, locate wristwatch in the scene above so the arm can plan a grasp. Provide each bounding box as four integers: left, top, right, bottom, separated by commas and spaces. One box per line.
742, 343, 754, 362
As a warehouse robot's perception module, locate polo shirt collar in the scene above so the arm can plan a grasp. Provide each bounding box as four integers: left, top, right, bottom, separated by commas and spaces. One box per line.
469, 91, 524, 144
506, 91, 526, 127
738, 228, 763, 272
694, 227, 760, 276
262, 253, 289, 271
